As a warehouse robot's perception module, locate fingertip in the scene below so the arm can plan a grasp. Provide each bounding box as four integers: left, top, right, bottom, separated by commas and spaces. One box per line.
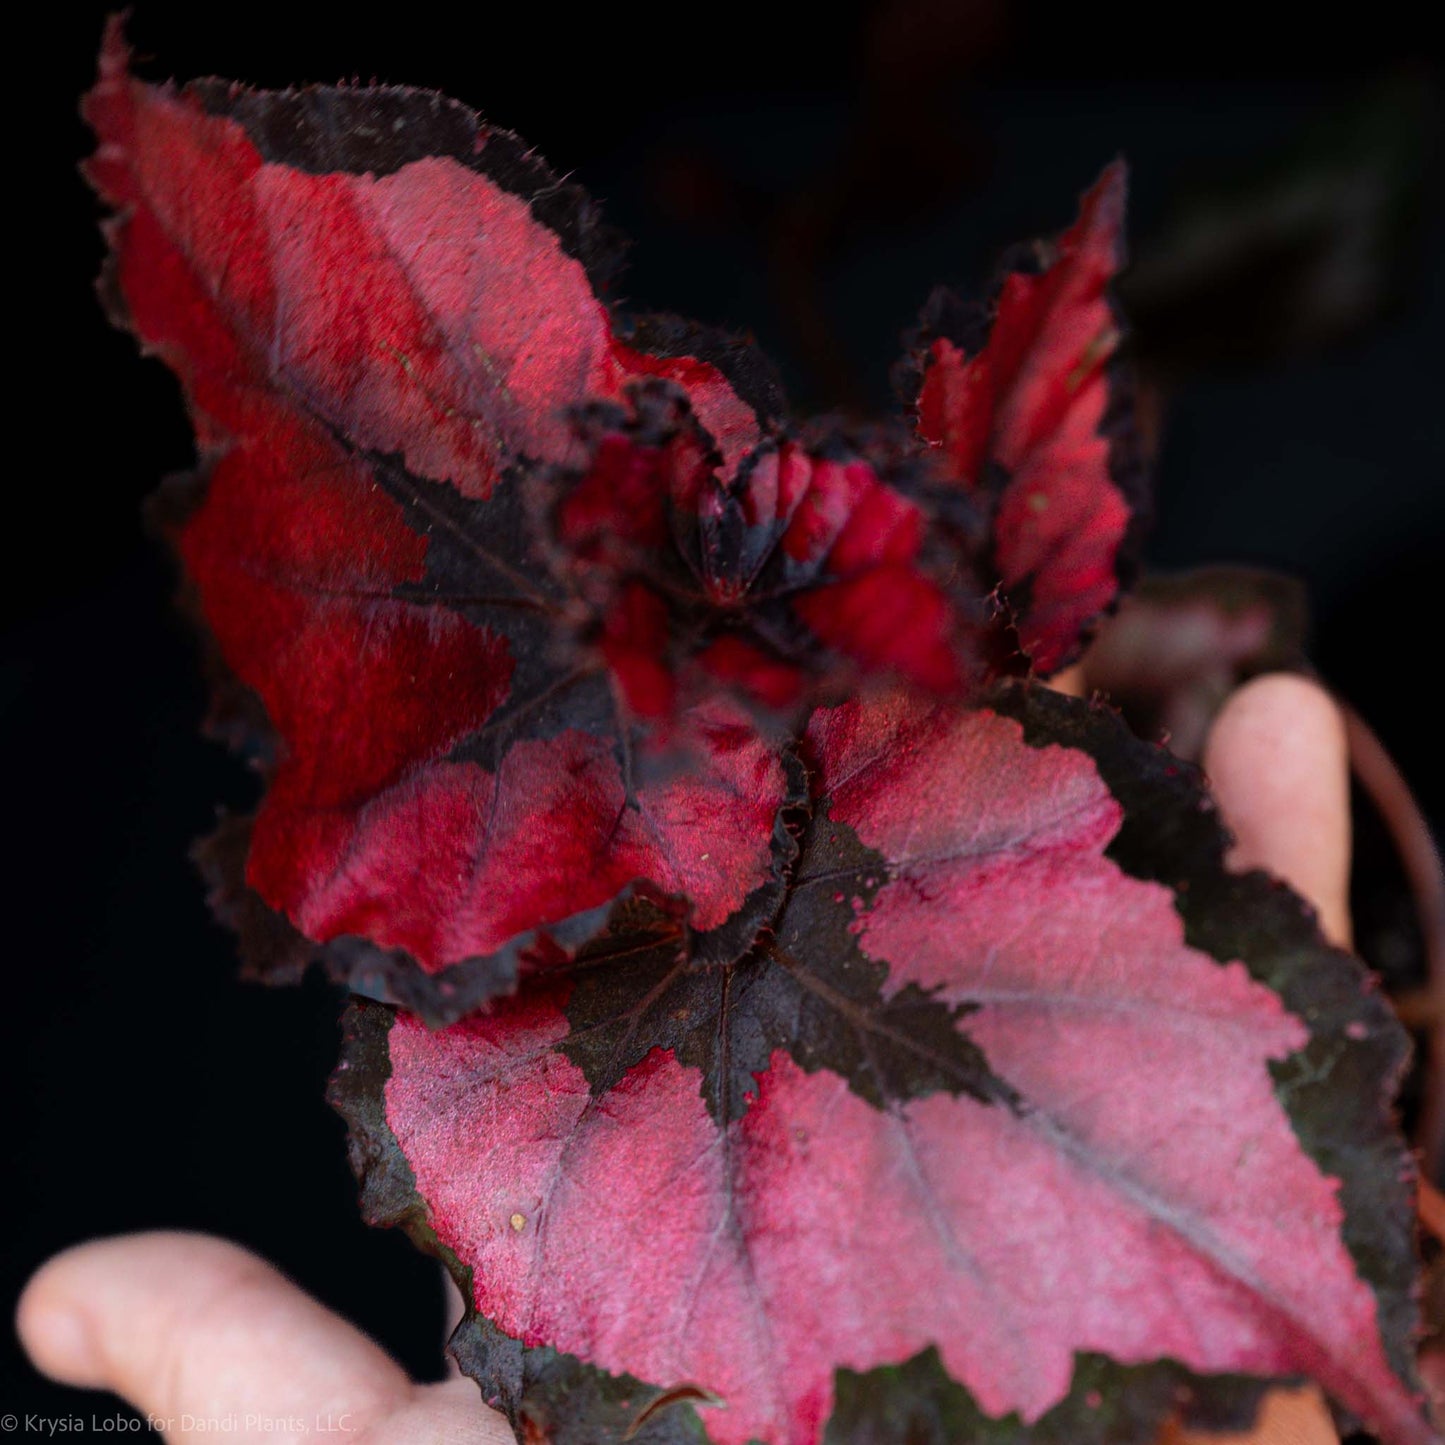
16, 1231, 416, 1431
1204, 673, 1352, 947
16, 1251, 100, 1387
1210, 673, 1346, 755
17, 1233, 233, 1388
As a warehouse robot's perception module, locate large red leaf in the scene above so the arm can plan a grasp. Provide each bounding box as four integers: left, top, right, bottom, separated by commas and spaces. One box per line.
903, 164, 1146, 676
85, 22, 799, 1018
332, 686, 1428, 1445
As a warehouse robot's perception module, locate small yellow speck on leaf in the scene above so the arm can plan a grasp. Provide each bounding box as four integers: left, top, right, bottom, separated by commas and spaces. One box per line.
510, 1212, 527, 1232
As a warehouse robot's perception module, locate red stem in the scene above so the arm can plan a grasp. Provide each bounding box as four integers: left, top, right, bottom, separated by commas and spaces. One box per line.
1341, 704, 1445, 1182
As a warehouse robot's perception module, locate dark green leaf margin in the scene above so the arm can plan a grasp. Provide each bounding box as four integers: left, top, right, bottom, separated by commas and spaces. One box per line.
329, 685, 1427, 1443
991, 682, 1423, 1407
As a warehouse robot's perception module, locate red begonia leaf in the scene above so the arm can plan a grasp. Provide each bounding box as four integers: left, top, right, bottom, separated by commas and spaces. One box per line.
540, 384, 1001, 717
331, 685, 1429, 1445
901, 163, 1147, 677
86, 23, 805, 1020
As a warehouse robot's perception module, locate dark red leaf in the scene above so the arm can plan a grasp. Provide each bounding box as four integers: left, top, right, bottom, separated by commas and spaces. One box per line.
85, 23, 798, 1017
903, 164, 1146, 677
332, 686, 1428, 1445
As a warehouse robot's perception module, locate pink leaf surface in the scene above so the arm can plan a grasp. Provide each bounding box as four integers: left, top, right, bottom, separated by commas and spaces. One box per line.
337, 690, 1429, 1445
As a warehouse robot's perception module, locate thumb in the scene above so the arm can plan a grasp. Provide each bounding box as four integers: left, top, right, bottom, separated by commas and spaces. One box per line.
16, 1231, 508, 1443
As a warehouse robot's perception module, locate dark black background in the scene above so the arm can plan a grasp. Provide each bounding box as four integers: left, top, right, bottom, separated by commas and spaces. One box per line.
5, 1, 1442, 1431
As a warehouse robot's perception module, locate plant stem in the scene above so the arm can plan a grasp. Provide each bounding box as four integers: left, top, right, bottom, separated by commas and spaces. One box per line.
1342, 703, 1445, 1181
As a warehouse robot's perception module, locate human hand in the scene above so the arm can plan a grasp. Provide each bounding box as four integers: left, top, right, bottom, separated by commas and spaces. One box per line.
14, 675, 1358, 1445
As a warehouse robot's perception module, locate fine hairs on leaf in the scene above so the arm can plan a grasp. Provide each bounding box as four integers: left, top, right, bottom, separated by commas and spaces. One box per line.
86, 18, 1436, 1445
